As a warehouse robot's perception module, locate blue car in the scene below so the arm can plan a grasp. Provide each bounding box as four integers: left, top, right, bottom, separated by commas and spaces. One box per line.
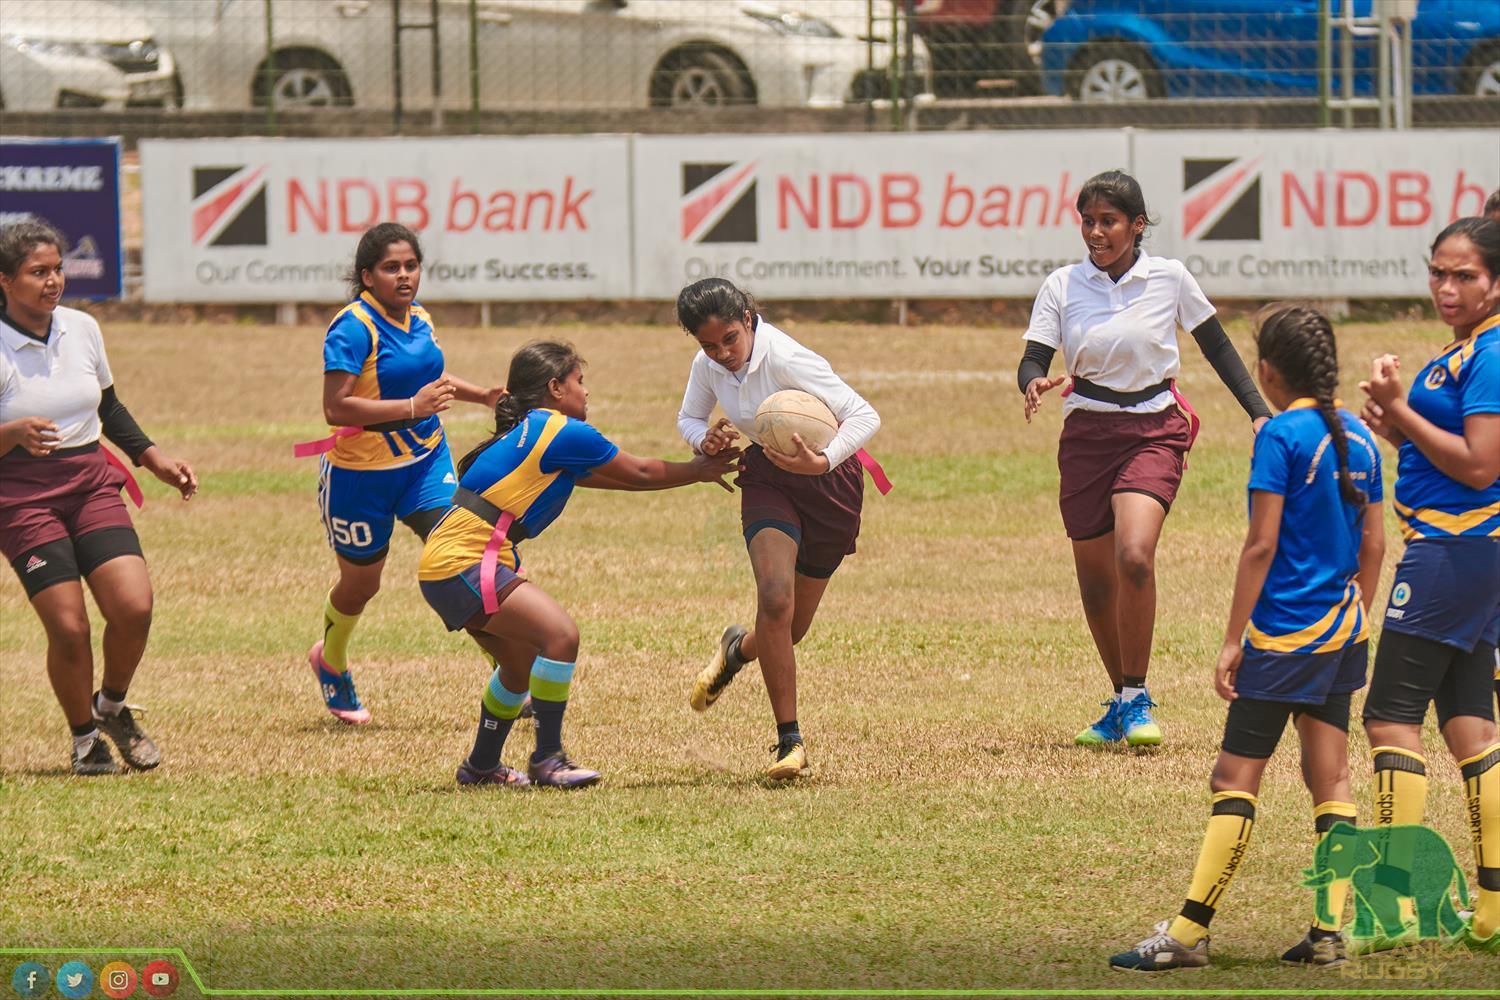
1040, 1, 1500, 101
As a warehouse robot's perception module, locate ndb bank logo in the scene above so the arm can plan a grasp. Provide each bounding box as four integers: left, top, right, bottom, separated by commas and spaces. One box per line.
1182, 156, 1262, 242
681, 161, 757, 244
192, 164, 268, 247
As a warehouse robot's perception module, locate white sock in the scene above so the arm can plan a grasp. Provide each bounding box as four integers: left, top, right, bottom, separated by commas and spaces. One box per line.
73, 729, 99, 755
1120, 685, 1146, 703
94, 690, 124, 717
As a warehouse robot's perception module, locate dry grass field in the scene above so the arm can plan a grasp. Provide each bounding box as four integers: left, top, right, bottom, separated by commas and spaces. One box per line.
1, 314, 1494, 995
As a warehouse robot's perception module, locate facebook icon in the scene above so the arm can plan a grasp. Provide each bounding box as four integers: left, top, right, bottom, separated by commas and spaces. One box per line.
11, 962, 48, 998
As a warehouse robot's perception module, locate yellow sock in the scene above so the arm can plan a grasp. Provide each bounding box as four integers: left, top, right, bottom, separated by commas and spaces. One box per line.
1372, 746, 1427, 926
1312, 801, 1358, 932
1459, 744, 1500, 939
321, 591, 360, 674
1167, 791, 1257, 947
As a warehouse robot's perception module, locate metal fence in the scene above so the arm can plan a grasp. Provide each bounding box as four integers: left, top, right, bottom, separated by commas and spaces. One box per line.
0, 0, 1495, 138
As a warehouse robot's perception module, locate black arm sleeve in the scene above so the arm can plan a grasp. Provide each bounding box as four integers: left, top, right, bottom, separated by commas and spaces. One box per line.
1017, 342, 1055, 395
98, 385, 154, 464
1189, 317, 1272, 420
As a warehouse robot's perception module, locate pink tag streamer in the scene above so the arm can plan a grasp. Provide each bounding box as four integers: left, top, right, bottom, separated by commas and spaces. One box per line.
102, 447, 144, 509
292, 426, 361, 458
855, 448, 892, 495
480, 510, 517, 616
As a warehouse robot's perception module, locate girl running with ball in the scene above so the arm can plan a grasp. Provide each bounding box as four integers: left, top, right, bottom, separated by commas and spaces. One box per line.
1019, 170, 1271, 748
677, 278, 882, 781
1110, 304, 1384, 971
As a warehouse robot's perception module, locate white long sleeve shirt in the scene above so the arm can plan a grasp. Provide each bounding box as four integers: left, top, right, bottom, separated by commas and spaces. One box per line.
677, 317, 879, 470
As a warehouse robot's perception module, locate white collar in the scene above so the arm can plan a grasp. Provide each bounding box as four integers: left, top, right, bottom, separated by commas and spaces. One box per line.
743, 315, 772, 375
1083, 251, 1152, 286
0, 311, 55, 350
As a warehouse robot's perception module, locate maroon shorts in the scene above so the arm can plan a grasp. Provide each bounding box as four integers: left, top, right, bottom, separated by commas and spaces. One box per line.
739, 445, 863, 578
1057, 407, 1192, 541
0, 443, 134, 561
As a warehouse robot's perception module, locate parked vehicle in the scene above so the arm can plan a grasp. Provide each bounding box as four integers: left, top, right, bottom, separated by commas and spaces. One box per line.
913, 0, 1065, 95
0, 0, 178, 110
1040, 0, 1500, 102
123, 0, 930, 112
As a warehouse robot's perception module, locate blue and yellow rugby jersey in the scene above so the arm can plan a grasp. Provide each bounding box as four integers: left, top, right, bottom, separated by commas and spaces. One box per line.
322, 291, 446, 471
418, 408, 618, 580
1244, 401, 1383, 655
1394, 316, 1500, 540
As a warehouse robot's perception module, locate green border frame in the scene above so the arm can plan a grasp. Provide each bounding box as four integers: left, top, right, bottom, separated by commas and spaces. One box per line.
4, 950, 1497, 998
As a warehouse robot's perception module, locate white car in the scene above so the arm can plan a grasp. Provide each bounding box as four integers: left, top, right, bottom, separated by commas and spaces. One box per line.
0, 0, 178, 110
125, 0, 929, 111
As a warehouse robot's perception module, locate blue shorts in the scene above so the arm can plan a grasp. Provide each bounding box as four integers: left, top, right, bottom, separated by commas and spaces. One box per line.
1382, 537, 1500, 652
318, 439, 456, 562
420, 560, 526, 631
1234, 640, 1368, 705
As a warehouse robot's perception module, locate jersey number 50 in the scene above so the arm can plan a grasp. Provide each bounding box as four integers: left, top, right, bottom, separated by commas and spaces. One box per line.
329, 517, 373, 548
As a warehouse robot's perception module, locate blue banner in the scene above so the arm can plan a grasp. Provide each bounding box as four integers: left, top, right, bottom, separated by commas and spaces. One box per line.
0, 138, 124, 300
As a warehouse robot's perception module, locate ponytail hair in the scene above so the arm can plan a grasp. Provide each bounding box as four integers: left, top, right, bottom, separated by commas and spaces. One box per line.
676, 277, 758, 335
457, 340, 584, 476
1254, 304, 1366, 507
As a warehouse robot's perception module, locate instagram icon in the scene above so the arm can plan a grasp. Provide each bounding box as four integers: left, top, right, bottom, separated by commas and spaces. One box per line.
101, 962, 137, 999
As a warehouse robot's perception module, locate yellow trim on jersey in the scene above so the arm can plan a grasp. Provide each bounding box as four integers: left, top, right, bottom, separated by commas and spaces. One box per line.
1246, 580, 1366, 653
1394, 498, 1500, 540
1446, 337, 1477, 380
417, 411, 570, 580
359, 290, 411, 332
1284, 397, 1345, 411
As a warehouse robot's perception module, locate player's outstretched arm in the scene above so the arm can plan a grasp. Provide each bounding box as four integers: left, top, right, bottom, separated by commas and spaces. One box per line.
580, 448, 740, 493
443, 372, 506, 409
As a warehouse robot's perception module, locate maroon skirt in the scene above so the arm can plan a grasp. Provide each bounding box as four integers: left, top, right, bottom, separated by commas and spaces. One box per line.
0, 443, 133, 561
1057, 407, 1192, 541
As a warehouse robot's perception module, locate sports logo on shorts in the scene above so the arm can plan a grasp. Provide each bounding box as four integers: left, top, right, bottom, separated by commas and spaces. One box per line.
1182, 157, 1262, 241
1423, 366, 1447, 390
681, 162, 758, 244
192, 164, 269, 247
1392, 581, 1412, 607
23, 555, 46, 573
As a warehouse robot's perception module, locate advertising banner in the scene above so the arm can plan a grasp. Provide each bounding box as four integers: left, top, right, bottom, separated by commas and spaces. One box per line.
0, 138, 123, 300
1135, 130, 1500, 298
631, 131, 1129, 299
140, 136, 632, 302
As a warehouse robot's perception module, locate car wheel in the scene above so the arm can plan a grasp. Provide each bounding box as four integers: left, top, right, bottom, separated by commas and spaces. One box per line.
651, 46, 755, 109
1460, 44, 1500, 97
253, 50, 352, 109
1069, 42, 1162, 102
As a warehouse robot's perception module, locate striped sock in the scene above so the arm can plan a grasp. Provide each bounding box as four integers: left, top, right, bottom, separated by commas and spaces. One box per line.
1372, 746, 1427, 927
321, 591, 360, 674
468, 668, 529, 772
528, 656, 575, 762
1167, 791, 1258, 947
1459, 743, 1500, 939
1312, 801, 1358, 932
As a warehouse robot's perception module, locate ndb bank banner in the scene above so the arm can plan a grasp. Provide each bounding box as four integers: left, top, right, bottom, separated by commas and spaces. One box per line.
1136, 130, 1500, 298
0, 138, 123, 300
633, 131, 1129, 299
140, 136, 632, 302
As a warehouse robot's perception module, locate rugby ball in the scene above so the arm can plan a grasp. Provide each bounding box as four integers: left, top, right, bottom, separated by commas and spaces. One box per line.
754, 390, 837, 457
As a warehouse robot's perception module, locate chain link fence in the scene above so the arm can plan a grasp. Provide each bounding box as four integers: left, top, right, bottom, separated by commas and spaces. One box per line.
0, 0, 1495, 137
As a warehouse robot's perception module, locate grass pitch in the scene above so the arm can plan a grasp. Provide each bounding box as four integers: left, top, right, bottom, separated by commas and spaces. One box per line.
1, 315, 1495, 994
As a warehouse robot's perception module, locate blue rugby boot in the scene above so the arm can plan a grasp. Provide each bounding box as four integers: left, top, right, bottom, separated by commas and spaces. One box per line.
1122, 691, 1162, 747
308, 641, 370, 725
1075, 698, 1125, 746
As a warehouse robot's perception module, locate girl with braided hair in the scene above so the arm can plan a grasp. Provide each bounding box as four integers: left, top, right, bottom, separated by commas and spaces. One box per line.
1111, 304, 1385, 971
417, 341, 738, 788
1357, 217, 1500, 954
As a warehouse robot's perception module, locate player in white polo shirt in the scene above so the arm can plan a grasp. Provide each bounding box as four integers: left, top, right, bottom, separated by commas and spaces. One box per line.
0, 220, 197, 776
676, 278, 882, 780
1018, 171, 1271, 750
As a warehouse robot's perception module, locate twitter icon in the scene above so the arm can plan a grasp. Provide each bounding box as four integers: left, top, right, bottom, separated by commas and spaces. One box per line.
55, 962, 91, 999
